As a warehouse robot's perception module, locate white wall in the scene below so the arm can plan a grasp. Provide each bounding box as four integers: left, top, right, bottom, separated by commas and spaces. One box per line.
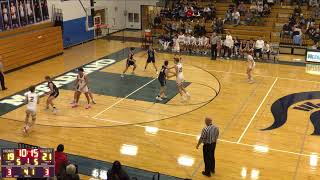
47, 0, 91, 21
95, 0, 158, 32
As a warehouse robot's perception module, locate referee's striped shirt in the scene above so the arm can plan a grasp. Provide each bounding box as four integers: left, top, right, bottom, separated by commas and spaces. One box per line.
200, 124, 219, 144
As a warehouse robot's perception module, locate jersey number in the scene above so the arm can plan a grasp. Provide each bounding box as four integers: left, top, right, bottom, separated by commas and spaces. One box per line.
179, 67, 183, 73
29, 97, 34, 102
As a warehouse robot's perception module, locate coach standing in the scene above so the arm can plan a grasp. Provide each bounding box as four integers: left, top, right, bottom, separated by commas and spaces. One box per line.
196, 117, 219, 177
210, 33, 219, 60
0, 56, 7, 91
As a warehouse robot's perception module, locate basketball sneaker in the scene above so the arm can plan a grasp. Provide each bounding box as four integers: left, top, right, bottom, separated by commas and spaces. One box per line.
156, 96, 163, 101
72, 104, 78, 108
85, 104, 91, 109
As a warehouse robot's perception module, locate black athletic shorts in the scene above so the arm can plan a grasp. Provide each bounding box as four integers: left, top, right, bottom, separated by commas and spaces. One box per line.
127, 60, 135, 66
158, 79, 166, 87
50, 91, 59, 98
147, 57, 155, 63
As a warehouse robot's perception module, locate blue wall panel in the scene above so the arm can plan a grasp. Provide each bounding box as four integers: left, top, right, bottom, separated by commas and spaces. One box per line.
63, 16, 94, 48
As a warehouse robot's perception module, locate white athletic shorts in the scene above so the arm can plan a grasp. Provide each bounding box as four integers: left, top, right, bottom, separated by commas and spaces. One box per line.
77, 85, 89, 93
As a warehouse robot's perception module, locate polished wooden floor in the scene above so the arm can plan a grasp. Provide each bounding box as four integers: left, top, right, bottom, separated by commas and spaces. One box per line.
1, 39, 320, 180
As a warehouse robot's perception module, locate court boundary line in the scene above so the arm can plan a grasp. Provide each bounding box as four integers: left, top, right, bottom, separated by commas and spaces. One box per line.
92, 78, 157, 119
93, 117, 318, 158
237, 77, 278, 143
207, 69, 320, 84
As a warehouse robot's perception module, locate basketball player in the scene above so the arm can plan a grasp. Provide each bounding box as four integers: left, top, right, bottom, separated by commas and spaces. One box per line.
173, 56, 190, 101
144, 46, 158, 74
247, 52, 255, 83
121, 47, 136, 78
23, 85, 39, 135
71, 67, 91, 109
156, 60, 175, 101
45, 76, 59, 114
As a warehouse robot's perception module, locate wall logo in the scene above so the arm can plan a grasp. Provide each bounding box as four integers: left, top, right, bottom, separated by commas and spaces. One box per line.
306, 51, 320, 63
262, 91, 320, 135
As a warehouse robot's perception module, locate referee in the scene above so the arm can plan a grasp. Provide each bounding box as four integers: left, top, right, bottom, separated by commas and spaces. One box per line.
196, 117, 219, 177
0, 56, 7, 91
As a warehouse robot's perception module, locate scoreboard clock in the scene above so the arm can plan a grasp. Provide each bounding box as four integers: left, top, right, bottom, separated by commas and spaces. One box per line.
1, 148, 55, 178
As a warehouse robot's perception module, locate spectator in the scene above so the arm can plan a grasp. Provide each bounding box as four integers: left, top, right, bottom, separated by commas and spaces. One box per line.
314, 4, 320, 18
55, 144, 68, 177
239, 40, 248, 59
250, 3, 257, 13
62, 164, 80, 180
257, 4, 264, 16
293, 34, 302, 45
186, 7, 193, 19
294, 5, 301, 17
203, 6, 211, 21
306, 16, 315, 29
281, 23, 292, 37
263, 3, 271, 16
254, 37, 265, 60
237, 1, 246, 15
245, 10, 253, 25
107, 161, 130, 180
215, 18, 224, 34
263, 41, 271, 60
223, 32, 233, 59
232, 10, 240, 25
224, 9, 233, 23
234, 37, 240, 57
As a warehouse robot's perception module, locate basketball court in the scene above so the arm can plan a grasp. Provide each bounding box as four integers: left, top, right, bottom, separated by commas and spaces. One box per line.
0, 37, 319, 179
0, 0, 320, 179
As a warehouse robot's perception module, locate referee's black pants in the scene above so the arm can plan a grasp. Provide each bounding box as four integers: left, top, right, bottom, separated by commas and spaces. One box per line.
0, 73, 5, 90
203, 142, 216, 174
211, 44, 217, 60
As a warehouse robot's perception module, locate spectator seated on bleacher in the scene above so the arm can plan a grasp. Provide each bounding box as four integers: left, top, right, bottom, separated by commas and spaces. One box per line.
313, 4, 320, 18
215, 18, 224, 34
294, 5, 302, 17
224, 8, 233, 23
281, 23, 292, 37
237, 1, 246, 15
222, 32, 233, 59
154, 16, 162, 28
107, 161, 130, 180
254, 37, 265, 60
299, 14, 306, 27
232, 10, 241, 26
250, 3, 258, 13
244, 10, 253, 25
293, 34, 302, 45
263, 3, 271, 16
306, 16, 315, 29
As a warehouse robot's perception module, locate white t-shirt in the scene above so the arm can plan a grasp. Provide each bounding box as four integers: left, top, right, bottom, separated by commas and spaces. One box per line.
184, 36, 191, 44
190, 36, 197, 45
255, 40, 265, 49
26, 92, 39, 111
224, 35, 233, 48
232, 12, 240, 19
178, 34, 185, 44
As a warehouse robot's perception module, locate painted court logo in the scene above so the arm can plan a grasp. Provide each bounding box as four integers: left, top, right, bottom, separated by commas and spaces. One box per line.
0, 58, 116, 115
262, 91, 320, 135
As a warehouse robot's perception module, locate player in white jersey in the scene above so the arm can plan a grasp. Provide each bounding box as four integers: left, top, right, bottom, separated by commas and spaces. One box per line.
23, 85, 39, 135
203, 36, 210, 55
247, 52, 256, 83
173, 56, 190, 101
72, 67, 91, 109
184, 34, 191, 53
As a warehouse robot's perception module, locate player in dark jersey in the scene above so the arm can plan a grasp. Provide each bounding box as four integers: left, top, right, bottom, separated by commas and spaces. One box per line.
156, 60, 174, 101
144, 46, 158, 74
45, 76, 59, 114
121, 47, 137, 78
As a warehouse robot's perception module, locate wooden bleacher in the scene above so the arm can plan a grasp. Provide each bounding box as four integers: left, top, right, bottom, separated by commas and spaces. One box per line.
0, 22, 63, 72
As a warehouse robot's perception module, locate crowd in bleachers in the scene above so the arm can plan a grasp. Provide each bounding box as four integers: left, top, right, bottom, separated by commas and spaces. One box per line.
155, 0, 277, 60
281, 3, 320, 46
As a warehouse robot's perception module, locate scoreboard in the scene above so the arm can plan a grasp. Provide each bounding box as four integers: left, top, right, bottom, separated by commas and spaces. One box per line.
1, 148, 55, 178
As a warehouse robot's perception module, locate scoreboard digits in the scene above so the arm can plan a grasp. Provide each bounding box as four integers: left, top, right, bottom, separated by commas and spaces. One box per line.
1, 148, 55, 178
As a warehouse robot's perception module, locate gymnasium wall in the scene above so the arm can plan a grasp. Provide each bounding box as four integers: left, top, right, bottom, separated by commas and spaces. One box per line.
48, 0, 94, 48
95, 0, 158, 32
